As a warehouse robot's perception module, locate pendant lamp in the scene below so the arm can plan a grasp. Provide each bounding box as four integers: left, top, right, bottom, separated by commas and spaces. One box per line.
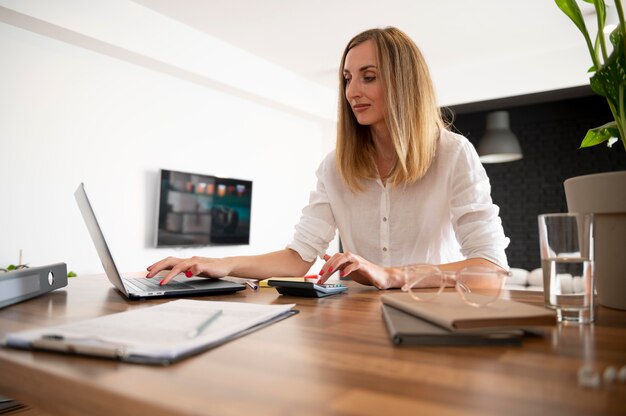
477, 111, 523, 163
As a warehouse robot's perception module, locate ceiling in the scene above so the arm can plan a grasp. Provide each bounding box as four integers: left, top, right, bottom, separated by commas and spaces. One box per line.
131, 0, 595, 96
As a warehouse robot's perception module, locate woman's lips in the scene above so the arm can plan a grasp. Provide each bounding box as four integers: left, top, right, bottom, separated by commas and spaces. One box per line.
352, 104, 370, 113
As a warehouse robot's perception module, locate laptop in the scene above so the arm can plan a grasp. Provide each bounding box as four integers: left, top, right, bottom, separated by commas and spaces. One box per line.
74, 183, 246, 299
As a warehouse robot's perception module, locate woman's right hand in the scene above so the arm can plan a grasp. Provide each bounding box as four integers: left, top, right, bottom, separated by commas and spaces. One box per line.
146, 256, 234, 286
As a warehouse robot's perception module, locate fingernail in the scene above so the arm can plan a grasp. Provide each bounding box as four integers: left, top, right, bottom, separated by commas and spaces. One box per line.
146, 273, 151, 278
185, 270, 193, 278
146, 266, 152, 271
327, 267, 333, 274
159, 280, 166, 286
340, 271, 345, 277
318, 268, 324, 275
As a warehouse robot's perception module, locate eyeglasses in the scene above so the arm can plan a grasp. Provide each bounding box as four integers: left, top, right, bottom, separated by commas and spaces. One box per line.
401, 264, 511, 307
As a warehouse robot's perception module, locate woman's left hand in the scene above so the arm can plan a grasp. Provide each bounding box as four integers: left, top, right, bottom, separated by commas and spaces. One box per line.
317, 252, 398, 289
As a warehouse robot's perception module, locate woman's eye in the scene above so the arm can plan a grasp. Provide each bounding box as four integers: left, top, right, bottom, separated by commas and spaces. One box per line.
363, 76, 376, 83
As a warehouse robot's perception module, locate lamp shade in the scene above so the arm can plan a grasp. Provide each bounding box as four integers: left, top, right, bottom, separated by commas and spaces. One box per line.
477, 111, 523, 163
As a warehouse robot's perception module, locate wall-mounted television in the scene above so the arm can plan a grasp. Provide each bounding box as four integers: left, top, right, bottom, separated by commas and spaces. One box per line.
155, 169, 252, 247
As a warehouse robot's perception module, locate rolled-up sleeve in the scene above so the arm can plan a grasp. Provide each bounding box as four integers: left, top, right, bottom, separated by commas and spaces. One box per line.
286, 158, 337, 262
448, 141, 510, 269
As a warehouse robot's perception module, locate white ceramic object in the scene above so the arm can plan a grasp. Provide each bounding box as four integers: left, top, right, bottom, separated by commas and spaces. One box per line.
564, 170, 626, 310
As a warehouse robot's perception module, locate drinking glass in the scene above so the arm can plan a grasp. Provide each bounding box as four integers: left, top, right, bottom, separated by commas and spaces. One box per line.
538, 213, 595, 323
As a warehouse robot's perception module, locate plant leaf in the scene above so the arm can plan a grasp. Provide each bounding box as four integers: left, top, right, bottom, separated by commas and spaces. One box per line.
610, 24, 623, 46
590, 29, 626, 109
555, 0, 596, 62
556, 0, 590, 34
579, 121, 620, 147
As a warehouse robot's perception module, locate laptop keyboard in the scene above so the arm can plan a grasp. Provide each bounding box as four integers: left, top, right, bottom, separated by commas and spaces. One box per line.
124, 277, 194, 292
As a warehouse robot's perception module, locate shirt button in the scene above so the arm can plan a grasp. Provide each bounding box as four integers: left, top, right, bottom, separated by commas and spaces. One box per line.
383, 247, 388, 252
382, 217, 388, 222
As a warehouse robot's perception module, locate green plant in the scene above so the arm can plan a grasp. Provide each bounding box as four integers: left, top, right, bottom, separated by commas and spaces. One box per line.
556, 0, 626, 150
0, 264, 28, 272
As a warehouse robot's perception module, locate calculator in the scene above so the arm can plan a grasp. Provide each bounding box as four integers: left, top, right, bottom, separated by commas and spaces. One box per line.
267, 280, 348, 298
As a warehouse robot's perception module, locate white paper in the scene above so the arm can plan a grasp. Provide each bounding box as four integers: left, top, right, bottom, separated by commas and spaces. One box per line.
5, 300, 295, 362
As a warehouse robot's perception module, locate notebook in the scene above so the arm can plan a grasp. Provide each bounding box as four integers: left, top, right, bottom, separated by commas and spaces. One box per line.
74, 183, 245, 299
381, 304, 524, 346
381, 292, 556, 330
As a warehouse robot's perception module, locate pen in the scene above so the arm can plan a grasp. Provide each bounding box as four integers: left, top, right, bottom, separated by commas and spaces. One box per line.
245, 280, 258, 290
303, 274, 322, 283
187, 309, 222, 339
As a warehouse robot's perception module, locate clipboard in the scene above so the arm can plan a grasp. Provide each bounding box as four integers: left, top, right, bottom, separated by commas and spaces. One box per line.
4, 300, 298, 365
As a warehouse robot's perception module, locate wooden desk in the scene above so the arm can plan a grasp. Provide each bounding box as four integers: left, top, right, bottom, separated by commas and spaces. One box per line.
0, 276, 625, 416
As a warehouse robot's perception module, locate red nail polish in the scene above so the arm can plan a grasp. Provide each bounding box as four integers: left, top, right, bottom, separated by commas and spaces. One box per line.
318, 268, 324, 276
340, 271, 345, 277
327, 267, 333, 274
159, 280, 165, 286
146, 273, 151, 278
185, 270, 193, 278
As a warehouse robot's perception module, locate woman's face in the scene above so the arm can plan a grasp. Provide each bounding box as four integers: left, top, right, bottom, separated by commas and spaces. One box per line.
343, 40, 386, 130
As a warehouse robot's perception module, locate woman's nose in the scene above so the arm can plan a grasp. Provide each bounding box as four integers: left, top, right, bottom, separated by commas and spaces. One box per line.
345, 80, 360, 101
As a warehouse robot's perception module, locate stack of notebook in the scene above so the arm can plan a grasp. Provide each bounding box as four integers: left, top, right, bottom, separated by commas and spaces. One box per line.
380, 293, 556, 346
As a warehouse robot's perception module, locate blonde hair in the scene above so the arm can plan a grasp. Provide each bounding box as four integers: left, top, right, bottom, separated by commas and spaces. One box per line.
336, 27, 444, 192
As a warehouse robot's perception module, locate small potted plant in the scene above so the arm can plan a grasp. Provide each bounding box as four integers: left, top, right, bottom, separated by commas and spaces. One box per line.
556, 0, 626, 310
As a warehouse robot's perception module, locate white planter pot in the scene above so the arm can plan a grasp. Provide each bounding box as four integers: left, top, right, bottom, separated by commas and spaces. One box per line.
564, 171, 626, 310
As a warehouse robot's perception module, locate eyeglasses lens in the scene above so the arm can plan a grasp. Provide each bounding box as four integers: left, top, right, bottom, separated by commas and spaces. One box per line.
403, 265, 443, 301
457, 266, 502, 306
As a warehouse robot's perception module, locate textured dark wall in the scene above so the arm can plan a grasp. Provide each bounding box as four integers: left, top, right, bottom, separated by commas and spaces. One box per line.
450, 94, 626, 270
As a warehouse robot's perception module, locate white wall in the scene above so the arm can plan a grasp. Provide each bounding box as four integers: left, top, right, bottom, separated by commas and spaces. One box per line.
0, 1, 595, 276
423, 1, 594, 106
433, 44, 592, 107
0, 2, 337, 275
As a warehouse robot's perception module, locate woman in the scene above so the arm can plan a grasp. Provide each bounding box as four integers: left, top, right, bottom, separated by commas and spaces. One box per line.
147, 27, 509, 289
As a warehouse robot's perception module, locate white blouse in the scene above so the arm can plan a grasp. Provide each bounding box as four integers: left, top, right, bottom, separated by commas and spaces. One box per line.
287, 129, 510, 270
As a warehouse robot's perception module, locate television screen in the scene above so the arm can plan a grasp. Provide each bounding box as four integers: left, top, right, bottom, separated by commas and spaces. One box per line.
155, 169, 252, 247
